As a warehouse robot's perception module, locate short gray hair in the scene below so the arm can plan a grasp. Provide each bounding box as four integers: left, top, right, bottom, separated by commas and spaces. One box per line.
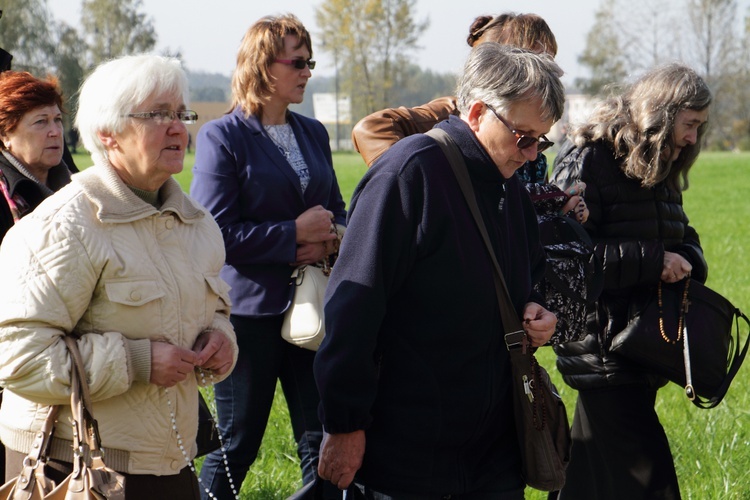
456, 43, 565, 123
75, 54, 189, 165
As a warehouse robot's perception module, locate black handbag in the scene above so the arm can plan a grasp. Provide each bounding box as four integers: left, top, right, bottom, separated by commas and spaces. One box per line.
196, 391, 221, 457
287, 477, 365, 500
427, 128, 571, 491
610, 278, 750, 408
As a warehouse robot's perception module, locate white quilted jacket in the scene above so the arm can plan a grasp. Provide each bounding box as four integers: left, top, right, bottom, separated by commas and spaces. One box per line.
0, 161, 237, 475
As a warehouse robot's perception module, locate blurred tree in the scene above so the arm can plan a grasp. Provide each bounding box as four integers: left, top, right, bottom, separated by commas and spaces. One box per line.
575, 0, 628, 96
389, 64, 457, 109
55, 23, 86, 129
368, 0, 429, 107
80, 0, 156, 65
316, 0, 428, 121
728, 7, 750, 149
684, 0, 738, 148
687, 0, 736, 82
617, 0, 682, 71
0, 0, 56, 74
576, 0, 748, 150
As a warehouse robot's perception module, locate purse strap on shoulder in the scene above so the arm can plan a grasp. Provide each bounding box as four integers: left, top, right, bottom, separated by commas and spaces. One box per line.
425, 128, 527, 352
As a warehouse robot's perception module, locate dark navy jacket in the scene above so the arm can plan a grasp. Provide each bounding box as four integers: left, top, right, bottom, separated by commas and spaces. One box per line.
314, 116, 546, 494
190, 107, 347, 317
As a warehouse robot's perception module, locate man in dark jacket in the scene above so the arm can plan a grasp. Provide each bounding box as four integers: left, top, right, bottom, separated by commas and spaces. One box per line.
314, 43, 565, 498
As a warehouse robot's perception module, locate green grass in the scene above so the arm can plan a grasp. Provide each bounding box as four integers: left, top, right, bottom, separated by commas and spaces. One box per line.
72, 150, 750, 498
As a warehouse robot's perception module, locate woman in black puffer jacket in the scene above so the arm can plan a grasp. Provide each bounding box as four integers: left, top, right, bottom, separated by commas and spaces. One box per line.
549, 63, 711, 500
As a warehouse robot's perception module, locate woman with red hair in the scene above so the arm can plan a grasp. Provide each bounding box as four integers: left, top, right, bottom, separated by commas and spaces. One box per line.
0, 71, 73, 244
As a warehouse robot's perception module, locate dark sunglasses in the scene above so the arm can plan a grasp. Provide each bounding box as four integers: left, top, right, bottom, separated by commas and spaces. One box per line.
484, 102, 554, 153
274, 58, 316, 70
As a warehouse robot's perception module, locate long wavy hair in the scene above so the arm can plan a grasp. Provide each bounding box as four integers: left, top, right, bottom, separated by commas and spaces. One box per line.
570, 63, 711, 192
231, 14, 312, 119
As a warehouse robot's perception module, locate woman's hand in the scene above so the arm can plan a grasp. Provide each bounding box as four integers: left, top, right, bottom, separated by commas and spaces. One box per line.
522, 302, 558, 347
293, 205, 340, 265
560, 181, 589, 223
192, 329, 234, 376
293, 240, 339, 266
150, 342, 199, 387
661, 251, 692, 283
295, 205, 338, 245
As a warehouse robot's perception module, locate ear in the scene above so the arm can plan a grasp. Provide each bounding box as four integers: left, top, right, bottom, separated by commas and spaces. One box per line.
98, 131, 117, 149
466, 101, 486, 133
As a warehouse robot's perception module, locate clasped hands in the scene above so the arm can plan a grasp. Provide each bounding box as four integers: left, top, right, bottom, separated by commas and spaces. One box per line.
293, 205, 339, 266
150, 329, 234, 387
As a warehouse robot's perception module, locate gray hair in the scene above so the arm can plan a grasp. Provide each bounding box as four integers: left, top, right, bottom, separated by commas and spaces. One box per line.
75, 54, 190, 165
456, 42, 565, 123
570, 63, 711, 191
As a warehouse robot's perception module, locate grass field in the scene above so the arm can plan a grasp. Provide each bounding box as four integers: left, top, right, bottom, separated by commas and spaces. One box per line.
71, 150, 750, 499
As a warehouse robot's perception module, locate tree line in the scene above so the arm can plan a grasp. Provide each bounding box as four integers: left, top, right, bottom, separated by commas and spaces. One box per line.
576, 0, 750, 150
2, 0, 748, 150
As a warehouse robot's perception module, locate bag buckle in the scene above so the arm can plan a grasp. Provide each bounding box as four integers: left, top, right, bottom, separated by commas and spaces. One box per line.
504, 330, 527, 350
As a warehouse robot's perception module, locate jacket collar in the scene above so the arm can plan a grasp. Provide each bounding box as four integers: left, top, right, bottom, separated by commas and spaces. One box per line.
0, 152, 72, 196
231, 106, 308, 199
73, 160, 205, 224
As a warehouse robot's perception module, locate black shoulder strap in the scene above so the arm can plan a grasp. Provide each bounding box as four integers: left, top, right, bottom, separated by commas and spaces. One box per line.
425, 128, 526, 349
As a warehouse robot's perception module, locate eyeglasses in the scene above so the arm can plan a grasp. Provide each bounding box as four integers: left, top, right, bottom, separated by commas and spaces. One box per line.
483, 102, 554, 153
274, 58, 316, 70
123, 109, 198, 125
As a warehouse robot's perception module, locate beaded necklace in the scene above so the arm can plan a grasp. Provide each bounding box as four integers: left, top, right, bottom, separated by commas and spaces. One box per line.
657, 279, 691, 344
163, 369, 239, 499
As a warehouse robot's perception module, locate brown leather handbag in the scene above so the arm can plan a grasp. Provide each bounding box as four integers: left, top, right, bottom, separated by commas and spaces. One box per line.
0, 336, 126, 499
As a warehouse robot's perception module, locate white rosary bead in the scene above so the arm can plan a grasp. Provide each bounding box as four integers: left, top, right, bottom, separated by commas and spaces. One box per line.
163, 370, 239, 499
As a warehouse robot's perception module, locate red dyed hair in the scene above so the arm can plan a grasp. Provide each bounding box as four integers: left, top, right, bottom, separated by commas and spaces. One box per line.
0, 71, 63, 149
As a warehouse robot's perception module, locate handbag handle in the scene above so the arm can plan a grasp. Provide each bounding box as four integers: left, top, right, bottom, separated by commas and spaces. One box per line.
425, 128, 527, 351
63, 335, 108, 465
692, 308, 750, 409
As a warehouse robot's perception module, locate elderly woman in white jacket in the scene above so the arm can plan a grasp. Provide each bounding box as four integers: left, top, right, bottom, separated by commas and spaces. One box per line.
0, 54, 237, 499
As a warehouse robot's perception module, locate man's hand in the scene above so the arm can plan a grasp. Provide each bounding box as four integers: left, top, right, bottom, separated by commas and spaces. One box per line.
522, 302, 558, 347
317, 430, 365, 490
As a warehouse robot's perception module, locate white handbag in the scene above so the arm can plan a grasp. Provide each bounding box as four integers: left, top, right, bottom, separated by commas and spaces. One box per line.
281, 263, 331, 351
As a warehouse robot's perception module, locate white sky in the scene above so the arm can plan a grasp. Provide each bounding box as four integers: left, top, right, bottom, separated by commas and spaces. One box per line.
48, 0, 750, 86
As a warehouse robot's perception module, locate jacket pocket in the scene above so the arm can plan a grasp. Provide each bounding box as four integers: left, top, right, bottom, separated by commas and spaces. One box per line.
102, 278, 165, 338
105, 279, 165, 307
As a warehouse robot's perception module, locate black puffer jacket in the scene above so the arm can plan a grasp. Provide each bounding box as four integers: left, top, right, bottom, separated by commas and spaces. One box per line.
550, 140, 708, 390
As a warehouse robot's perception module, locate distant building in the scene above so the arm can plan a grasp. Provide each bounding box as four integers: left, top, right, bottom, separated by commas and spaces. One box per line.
186, 102, 231, 142
548, 93, 601, 146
